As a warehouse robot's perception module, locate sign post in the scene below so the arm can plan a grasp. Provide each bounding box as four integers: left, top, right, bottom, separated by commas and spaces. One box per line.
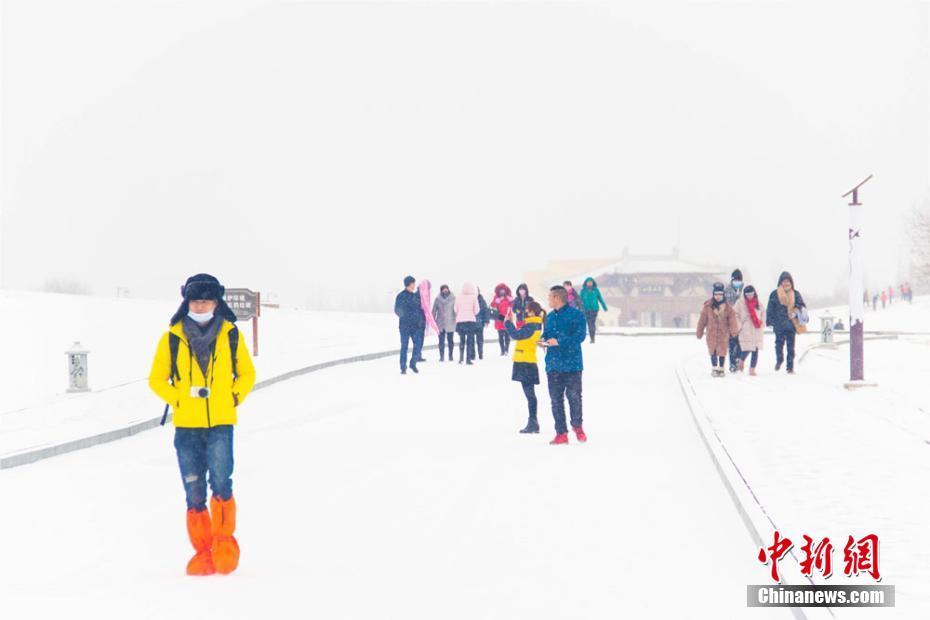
841, 175, 874, 388
224, 288, 260, 356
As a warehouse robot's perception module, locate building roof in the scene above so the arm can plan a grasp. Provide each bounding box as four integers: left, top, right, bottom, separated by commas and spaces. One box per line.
565, 249, 726, 284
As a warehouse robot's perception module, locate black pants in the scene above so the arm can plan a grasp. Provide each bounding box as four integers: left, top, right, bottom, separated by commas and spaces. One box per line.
497, 330, 511, 354
522, 381, 538, 422
399, 325, 424, 371
476, 325, 485, 359
547, 371, 583, 434
728, 336, 741, 370
710, 354, 726, 368
457, 323, 476, 362
584, 310, 598, 342
775, 331, 796, 371
438, 330, 454, 360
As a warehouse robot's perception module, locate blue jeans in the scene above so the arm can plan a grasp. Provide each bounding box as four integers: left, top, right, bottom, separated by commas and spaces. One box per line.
174, 425, 234, 512
399, 325, 424, 371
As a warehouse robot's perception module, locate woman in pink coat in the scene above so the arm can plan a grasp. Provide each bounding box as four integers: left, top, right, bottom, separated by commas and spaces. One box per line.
454, 282, 481, 364
734, 285, 766, 375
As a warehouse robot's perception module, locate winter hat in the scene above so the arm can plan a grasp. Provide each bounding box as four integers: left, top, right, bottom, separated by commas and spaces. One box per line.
403, 275, 415, 287
181, 273, 224, 301
731, 269, 743, 281
712, 282, 725, 294
170, 273, 237, 325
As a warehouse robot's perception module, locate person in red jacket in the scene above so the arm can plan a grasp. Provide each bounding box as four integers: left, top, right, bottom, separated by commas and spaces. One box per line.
490, 283, 513, 356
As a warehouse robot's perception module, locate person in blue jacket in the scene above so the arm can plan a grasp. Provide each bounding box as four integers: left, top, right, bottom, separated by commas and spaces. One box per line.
540, 285, 588, 445
394, 275, 425, 374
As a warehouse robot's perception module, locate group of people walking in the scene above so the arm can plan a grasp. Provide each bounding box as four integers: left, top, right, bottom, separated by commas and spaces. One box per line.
864, 283, 913, 311
395, 276, 598, 445
697, 269, 808, 377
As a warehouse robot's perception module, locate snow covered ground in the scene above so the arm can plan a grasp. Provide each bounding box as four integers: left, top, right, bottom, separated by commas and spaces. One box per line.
681, 297, 930, 619
0, 337, 785, 619
0, 291, 402, 457
2, 291, 927, 618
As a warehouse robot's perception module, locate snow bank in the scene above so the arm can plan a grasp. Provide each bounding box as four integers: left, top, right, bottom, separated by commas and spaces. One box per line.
0, 290, 403, 458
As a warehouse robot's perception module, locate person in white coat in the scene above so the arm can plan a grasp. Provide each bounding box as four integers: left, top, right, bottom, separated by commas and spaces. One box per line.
454, 282, 481, 365
432, 284, 456, 362
734, 285, 766, 375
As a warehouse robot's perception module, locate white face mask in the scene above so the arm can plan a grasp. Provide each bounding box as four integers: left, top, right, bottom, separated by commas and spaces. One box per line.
188, 310, 214, 324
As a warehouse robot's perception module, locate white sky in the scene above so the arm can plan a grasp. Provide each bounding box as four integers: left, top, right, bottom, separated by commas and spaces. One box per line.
1, 0, 928, 307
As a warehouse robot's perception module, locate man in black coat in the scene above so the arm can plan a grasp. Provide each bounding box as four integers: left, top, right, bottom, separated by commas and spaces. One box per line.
394, 275, 425, 374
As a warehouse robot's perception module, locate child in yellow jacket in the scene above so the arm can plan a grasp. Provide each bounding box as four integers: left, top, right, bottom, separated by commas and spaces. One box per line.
504, 301, 545, 433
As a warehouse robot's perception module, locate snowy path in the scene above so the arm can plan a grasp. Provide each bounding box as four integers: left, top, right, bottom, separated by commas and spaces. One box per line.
0, 339, 785, 619
682, 334, 930, 619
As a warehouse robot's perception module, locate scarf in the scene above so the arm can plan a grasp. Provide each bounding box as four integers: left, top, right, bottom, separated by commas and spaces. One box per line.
419, 280, 440, 335
745, 296, 762, 328
182, 316, 223, 376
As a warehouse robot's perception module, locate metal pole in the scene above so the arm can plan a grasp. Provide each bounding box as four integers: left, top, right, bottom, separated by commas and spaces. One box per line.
843, 175, 871, 383
253, 291, 260, 356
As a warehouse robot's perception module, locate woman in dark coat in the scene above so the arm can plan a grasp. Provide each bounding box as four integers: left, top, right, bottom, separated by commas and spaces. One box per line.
765, 271, 807, 374
511, 283, 534, 328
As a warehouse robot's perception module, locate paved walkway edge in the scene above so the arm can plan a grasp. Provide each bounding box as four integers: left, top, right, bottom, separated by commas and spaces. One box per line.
675, 366, 835, 620
1, 344, 440, 469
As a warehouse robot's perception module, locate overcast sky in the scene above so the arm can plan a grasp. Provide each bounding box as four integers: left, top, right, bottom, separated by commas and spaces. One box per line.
1, 0, 927, 308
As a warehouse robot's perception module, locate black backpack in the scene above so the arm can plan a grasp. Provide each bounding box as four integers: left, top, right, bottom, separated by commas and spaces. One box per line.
160, 326, 239, 426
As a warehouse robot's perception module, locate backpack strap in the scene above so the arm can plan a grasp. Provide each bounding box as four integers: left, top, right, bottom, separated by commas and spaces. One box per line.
160, 333, 182, 426
228, 326, 239, 379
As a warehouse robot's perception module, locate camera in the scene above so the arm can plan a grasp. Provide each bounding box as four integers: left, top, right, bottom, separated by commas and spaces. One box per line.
190, 386, 211, 398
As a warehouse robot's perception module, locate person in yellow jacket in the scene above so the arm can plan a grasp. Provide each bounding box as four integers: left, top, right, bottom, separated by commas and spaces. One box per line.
504, 301, 545, 434
149, 274, 255, 576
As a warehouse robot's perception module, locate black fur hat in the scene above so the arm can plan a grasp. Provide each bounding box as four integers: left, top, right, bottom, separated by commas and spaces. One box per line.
170, 273, 238, 325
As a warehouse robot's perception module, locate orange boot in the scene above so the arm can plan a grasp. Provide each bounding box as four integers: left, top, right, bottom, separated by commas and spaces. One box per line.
210, 496, 240, 574
186, 508, 215, 576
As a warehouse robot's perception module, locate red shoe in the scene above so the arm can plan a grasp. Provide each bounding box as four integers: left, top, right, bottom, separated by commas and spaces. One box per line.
549, 433, 569, 445
185, 508, 215, 576
573, 427, 587, 443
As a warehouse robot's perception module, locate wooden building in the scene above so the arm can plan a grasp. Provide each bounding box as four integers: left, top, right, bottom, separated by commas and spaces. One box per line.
526, 248, 726, 328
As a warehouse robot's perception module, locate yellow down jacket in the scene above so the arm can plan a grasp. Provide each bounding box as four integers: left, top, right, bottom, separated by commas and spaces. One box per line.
507, 315, 543, 364
148, 319, 256, 428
